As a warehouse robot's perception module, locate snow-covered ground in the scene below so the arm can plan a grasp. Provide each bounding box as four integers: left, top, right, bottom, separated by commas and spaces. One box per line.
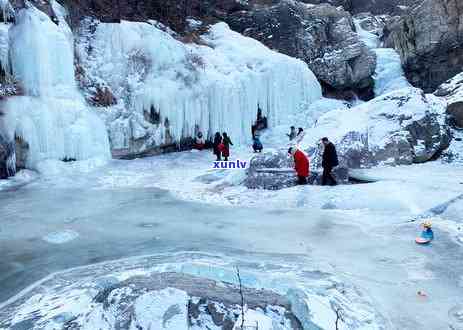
1, 136, 463, 329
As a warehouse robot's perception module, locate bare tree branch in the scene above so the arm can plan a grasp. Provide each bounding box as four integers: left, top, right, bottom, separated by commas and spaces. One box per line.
235, 266, 245, 329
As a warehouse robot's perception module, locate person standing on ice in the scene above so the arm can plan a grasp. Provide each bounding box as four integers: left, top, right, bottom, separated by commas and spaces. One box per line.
252, 133, 263, 153
222, 132, 233, 161
288, 147, 309, 185
194, 131, 206, 150
213, 132, 222, 161
287, 126, 297, 141
295, 127, 305, 144
321, 137, 339, 186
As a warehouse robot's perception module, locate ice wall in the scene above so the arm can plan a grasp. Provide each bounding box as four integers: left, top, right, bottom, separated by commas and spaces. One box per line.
0, 22, 9, 73
373, 48, 411, 96
1, 3, 110, 172
3, 97, 110, 167
77, 20, 322, 152
9, 4, 76, 97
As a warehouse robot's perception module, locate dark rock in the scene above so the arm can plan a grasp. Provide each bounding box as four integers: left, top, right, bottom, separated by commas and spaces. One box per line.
301, 0, 419, 15
434, 72, 463, 128
0, 134, 15, 179
58, 0, 247, 31
384, 0, 463, 92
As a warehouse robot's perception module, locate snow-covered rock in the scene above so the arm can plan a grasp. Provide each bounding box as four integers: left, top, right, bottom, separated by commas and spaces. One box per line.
76, 20, 322, 158
1, 271, 302, 330
244, 150, 299, 190
435, 72, 463, 128
302, 87, 451, 168
244, 149, 349, 189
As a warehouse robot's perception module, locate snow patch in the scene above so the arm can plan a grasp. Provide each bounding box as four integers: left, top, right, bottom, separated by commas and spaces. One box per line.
43, 230, 79, 244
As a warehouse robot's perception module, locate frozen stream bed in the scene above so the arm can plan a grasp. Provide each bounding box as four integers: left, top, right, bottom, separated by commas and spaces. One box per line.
0, 149, 463, 329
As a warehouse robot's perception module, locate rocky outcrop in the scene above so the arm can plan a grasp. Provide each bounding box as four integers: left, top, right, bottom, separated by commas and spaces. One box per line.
227, 1, 377, 99
435, 72, 463, 128
303, 88, 452, 167
354, 12, 389, 37
43, 272, 303, 330
302, 0, 418, 15
244, 149, 349, 190
384, 0, 463, 92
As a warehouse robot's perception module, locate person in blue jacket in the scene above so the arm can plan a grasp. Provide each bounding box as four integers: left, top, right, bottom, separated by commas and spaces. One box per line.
420, 221, 434, 242
252, 135, 263, 153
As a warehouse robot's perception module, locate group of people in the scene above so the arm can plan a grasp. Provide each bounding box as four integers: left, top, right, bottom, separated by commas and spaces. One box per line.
195, 124, 339, 186
194, 131, 234, 161
213, 132, 233, 161
288, 137, 339, 186
287, 126, 305, 144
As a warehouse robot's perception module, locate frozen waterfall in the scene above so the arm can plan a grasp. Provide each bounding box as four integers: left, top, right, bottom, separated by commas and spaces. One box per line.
77, 21, 322, 153
354, 18, 411, 97
1, 4, 110, 172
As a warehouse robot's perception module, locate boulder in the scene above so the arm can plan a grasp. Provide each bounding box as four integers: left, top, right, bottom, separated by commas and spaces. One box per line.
384, 0, 463, 92
244, 150, 298, 190
244, 149, 349, 190
302, 88, 452, 168
226, 1, 377, 99
434, 72, 463, 128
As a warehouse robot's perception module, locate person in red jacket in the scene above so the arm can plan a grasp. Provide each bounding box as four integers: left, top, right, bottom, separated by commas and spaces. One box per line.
288, 147, 310, 185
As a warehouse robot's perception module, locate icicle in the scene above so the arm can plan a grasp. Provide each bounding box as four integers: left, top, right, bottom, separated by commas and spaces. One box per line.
0, 0, 13, 23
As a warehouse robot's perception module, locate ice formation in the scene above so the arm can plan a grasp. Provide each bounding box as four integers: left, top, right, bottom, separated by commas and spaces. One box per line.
0, 23, 9, 74
1, 4, 110, 170
354, 18, 410, 97
373, 48, 411, 96
77, 20, 322, 153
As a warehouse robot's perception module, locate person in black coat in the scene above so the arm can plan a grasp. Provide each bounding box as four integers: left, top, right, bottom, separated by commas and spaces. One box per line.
222, 132, 233, 161
213, 132, 222, 161
321, 137, 339, 186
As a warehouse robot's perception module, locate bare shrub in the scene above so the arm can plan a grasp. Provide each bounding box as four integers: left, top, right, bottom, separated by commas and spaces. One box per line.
90, 85, 117, 107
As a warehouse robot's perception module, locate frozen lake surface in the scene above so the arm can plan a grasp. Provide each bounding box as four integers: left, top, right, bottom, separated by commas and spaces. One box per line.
0, 149, 463, 329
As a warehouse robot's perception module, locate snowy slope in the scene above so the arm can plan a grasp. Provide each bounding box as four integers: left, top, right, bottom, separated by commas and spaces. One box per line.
76, 20, 322, 154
